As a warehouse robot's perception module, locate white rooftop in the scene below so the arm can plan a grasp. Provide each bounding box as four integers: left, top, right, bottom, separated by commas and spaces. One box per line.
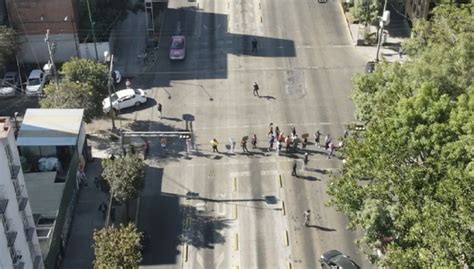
17, 109, 84, 146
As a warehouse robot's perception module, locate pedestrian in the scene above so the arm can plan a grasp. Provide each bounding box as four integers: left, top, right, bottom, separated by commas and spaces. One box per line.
292, 127, 297, 137
144, 139, 149, 159
241, 138, 249, 153
343, 129, 349, 139
229, 138, 235, 153
324, 134, 331, 150
275, 126, 280, 137
110, 153, 116, 160
302, 136, 308, 149
328, 142, 335, 159
94, 176, 100, 189
303, 210, 311, 227
292, 161, 298, 176
125, 79, 132, 88
285, 136, 291, 152
268, 134, 275, 151
292, 135, 299, 151
304, 152, 309, 166
98, 202, 108, 219
251, 38, 258, 53
278, 135, 283, 152
160, 137, 167, 151
398, 46, 403, 59
253, 82, 260, 97
251, 134, 257, 149
211, 138, 219, 153
314, 130, 321, 148
276, 140, 281, 155
268, 123, 274, 135
130, 144, 136, 155
186, 138, 192, 155
157, 103, 162, 119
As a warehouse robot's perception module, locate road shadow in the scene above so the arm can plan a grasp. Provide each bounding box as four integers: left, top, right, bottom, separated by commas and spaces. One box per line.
309, 225, 336, 232
116, 98, 157, 114
295, 174, 320, 181
259, 95, 276, 100
161, 116, 183, 122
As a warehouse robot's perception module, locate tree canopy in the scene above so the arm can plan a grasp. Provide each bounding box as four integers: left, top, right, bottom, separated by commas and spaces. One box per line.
40, 81, 98, 123
327, 4, 474, 268
101, 154, 145, 204
40, 57, 108, 122
0, 26, 17, 67
93, 223, 142, 269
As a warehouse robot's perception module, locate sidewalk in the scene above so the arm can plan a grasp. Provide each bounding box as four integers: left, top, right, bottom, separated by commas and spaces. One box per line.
62, 159, 108, 269
342, 1, 411, 62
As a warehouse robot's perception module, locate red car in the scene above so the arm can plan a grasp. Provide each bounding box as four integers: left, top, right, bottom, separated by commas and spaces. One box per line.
169, 35, 186, 60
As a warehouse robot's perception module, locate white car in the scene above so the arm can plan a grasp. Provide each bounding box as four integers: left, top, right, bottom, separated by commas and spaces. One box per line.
25, 69, 46, 95
0, 72, 20, 96
103, 88, 147, 113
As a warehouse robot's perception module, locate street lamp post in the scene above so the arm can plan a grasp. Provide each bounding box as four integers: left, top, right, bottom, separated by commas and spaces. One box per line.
104, 51, 116, 130
375, 0, 390, 62
45, 29, 61, 91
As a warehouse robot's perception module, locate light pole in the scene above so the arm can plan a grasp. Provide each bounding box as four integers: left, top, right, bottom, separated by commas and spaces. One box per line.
104, 51, 116, 130
86, 0, 99, 61
375, 0, 390, 62
45, 29, 61, 91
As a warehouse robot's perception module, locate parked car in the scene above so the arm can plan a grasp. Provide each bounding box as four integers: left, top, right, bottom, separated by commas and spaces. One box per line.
102, 88, 147, 113
320, 249, 360, 269
25, 69, 46, 95
169, 35, 186, 60
0, 72, 20, 96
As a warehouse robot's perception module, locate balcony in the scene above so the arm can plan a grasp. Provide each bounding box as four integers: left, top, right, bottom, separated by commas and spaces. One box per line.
10, 249, 24, 269
4, 218, 17, 246
23, 215, 36, 242
10, 164, 21, 180
18, 196, 28, 211
0, 186, 8, 214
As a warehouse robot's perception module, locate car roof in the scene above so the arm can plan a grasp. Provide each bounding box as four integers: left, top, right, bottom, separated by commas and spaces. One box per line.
322, 249, 343, 260
171, 35, 185, 41
115, 89, 136, 98
29, 69, 43, 77
332, 255, 360, 269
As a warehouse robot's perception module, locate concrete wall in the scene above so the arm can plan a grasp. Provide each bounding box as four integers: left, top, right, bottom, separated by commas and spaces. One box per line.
18, 33, 110, 64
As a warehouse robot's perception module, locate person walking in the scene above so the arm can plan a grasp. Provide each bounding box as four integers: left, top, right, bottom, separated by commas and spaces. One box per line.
98, 202, 108, 220
328, 142, 335, 159
144, 139, 149, 159
241, 138, 249, 153
324, 134, 331, 150
292, 127, 297, 137
186, 138, 192, 155
304, 152, 309, 170
302, 136, 308, 149
285, 136, 291, 153
251, 38, 258, 53
251, 134, 257, 149
314, 130, 321, 148
157, 103, 163, 119
229, 138, 235, 153
211, 138, 219, 153
125, 79, 132, 88
253, 82, 260, 97
275, 126, 280, 137
268, 134, 275, 151
292, 160, 298, 176
94, 177, 100, 189
303, 210, 311, 227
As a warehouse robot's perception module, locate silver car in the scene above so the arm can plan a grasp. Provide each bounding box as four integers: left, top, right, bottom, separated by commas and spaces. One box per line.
0, 72, 20, 96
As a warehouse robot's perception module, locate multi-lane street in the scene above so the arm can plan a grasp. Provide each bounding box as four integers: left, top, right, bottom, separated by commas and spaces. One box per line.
129, 0, 373, 268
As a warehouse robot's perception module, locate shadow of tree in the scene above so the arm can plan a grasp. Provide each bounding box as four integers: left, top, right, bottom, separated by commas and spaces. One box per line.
179, 206, 231, 249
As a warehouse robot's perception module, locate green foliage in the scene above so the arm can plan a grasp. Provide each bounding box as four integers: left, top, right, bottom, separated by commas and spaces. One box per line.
93, 223, 142, 269
61, 57, 108, 98
0, 26, 17, 67
41, 57, 108, 122
328, 4, 474, 268
101, 154, 145, 204
40, 81, 98, 123
350, 0, 380, 26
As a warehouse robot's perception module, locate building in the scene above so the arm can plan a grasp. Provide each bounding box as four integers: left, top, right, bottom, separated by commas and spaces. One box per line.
15, 109, 87, 269
0, 117, 43, 269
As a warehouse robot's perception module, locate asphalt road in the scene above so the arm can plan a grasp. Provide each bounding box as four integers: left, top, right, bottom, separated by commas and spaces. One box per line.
132, 0, 372, 268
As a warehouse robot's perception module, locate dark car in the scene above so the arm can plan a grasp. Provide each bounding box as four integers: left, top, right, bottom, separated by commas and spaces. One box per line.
365, 61, 376, 73
320, 249, 360, 269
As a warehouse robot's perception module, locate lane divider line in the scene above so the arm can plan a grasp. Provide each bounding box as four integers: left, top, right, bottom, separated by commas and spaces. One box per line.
279, 174, 283, 188
285, 230, 290, 246
282, 201, 286, 216
234, 233, 239, 251
184, 243, 189, 262
233, 177, 237, 192
288, 262, 292, 269
233, 204, 238, 220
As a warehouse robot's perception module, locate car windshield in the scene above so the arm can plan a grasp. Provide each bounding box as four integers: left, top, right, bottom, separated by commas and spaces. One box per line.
110, 93, 119, 102
171, 39, 184, 49
28, 78, 41, 86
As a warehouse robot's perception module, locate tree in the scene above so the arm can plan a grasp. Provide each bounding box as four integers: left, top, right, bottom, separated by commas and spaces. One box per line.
93, 223, 142, 268
350, 0, 380, 27
0, 26, 17, 67
101, 154, 145, 204
40, 81, 99, 123
61, 57, 108, 99
327, 4, 474, 268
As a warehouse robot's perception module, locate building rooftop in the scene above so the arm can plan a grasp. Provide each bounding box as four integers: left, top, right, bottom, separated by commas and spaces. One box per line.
16, 109, 84, 146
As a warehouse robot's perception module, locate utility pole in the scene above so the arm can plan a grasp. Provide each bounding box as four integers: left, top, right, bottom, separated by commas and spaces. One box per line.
105, 52, 116, 130
45, 29, 61, 91
375, 0, 389, 62
86, 0, 99, 61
